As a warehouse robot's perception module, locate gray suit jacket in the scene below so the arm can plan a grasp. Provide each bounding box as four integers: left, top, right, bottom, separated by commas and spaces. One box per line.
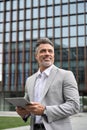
24, 65, 80, 130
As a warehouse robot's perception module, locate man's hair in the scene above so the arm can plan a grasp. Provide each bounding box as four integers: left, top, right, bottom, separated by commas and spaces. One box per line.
35, 38, 54, 54
36, 37, 54, 48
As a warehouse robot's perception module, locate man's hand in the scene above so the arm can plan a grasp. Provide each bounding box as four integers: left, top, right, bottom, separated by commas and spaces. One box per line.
16, 107, 30, 118
25, 102, 45, 115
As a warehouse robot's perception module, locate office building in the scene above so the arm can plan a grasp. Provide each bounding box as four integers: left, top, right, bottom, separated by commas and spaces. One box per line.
0, 0, 87, 110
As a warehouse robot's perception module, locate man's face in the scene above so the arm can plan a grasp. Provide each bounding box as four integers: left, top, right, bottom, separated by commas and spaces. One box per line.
35, 43, 54, 71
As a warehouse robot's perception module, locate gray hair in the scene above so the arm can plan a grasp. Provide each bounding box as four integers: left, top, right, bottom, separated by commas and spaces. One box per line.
35, 38, 54, 53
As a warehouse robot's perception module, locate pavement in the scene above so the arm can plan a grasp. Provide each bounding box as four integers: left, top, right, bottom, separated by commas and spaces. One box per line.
0, 111, 87, 130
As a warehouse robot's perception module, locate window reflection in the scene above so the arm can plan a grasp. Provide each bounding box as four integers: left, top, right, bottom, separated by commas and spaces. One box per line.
47, 29, 53, 37
62, 5, 68, 15
0, 2, 4, 11
62, 16, 68, 26
47, 7, 53, 17
26, 20, 31, 29
70, 4, 76, 14
12, 32, 16, 41
26, 0, 31, 8
19, 31, 24, 41
33, 30, 38, 38
33, 8, 38, 18
0, 12, 3, 22
33, 20, 38, 29
26, 9, 31, 19
40, 0, 45, 6
78, 15, 84, 24
62, 27, 68, 37
78, 37, 84, 47
6, 12, 10, 22
55, 17, 60, 27
40, 19, 45, 28
19, 21, 24, 30
40, 29, 45, 37
12, 22, 17, 31
47, 18, 53, 27
70, 15, 76, 25
70, 26, 76, 36
5, 23, 10, 32
5, 33, 10, 42
12, 11, 17, 21
40, 7, 45, 18
12, 0, 17, 10
19, 0, 24, 9
78, 3, 84, 13
78, 26, 84, 36
55, 6, 60, 16
33, 0, 38, 7
6, 1, 10, 10
19, 10, 24, 20
55, 28, 60, 38
70, 37, 76, 47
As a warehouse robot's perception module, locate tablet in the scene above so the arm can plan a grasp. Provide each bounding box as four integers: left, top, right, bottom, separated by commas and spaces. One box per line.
5, 97, 32, 108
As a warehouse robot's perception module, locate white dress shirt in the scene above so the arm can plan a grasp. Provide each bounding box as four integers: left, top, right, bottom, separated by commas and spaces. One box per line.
34, 65, 53, 123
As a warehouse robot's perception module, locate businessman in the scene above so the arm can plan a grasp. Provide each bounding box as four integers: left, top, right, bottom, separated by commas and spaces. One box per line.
16, 38, 80, 130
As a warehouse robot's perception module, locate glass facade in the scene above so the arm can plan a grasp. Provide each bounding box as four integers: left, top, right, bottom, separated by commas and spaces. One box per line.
0, 0, 87, 110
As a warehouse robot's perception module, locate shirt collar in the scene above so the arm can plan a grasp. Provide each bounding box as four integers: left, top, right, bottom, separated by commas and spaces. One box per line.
37, 64, 54, 77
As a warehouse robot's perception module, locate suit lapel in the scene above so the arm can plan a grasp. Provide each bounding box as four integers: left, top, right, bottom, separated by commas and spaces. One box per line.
41, 65, 58, 102
28, 73, 37, 101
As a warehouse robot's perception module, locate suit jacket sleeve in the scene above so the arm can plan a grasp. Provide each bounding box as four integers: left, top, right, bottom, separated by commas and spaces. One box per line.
43, 71, 80, 123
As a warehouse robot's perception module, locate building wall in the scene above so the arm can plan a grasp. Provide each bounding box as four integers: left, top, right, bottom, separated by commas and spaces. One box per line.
0, 0, 87, 110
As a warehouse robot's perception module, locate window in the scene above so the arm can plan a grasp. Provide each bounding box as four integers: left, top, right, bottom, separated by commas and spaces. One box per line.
47, 18, 53, 27
70, 15, 76, 25
12, 0, 17, 10
12, 32, 16, 41
0, 2, 4, 11
6, 12, 10, 22
78, 15, 84, 24
18, 31, 24, 41
33, 0, 38, 7
70, 4, 76, 14
12, 22, 17, 31
19, 21, 24, 30
26, 20, 31, 30
12, 11, 17, 21
33, 8, 38, 18
6, 1, 10, 11
19, 0, 24, 9
40, 7, 45, 18
19, 10, 24, 20
55, 28, 60, 38
26, 0, 31, 8
62, 5, 68, 15
47, 29, 53, 37
33, 19, 38, 29
33, 30, 38, 38
40, 19, 45, 28
55, 6, 60, 16
78, 26, 84, 36
78, 37, 85, 47
70, 26, 76, 36
62, 16, 68, 26
5, 22, 10, 32
62, 27, 68, 37
78, 3, 84, 13
26, 9, 31, 19
47, 7, 53, 17
55, 17, 60, 27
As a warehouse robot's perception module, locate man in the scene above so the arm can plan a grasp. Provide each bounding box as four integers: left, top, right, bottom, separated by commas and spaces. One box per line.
16, 38, 80, 130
